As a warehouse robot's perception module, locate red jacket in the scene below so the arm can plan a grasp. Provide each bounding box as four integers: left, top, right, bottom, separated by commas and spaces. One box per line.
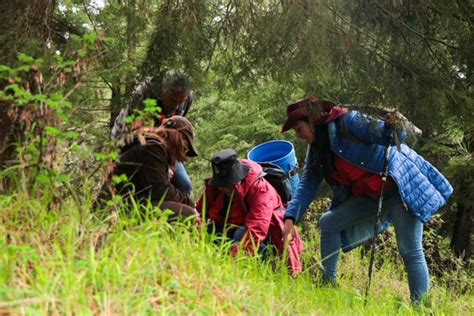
196, 160, 303, 275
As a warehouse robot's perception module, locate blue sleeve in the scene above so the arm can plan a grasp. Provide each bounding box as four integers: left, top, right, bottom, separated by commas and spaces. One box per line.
284, 145, 323, 223
342, 111, 408, 145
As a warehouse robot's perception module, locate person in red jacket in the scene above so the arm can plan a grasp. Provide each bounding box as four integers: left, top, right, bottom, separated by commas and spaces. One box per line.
196, 149, 304, 275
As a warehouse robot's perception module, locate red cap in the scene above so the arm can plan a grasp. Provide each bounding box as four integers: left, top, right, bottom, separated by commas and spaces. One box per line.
281, 96, 337, 132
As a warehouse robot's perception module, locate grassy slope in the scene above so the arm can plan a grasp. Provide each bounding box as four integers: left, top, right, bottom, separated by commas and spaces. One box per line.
0, 191, 473, 315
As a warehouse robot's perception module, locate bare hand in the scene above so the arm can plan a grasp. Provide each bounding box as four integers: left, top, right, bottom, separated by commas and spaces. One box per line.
168, 167, 175, 180
282, 218, 294, 242
385, 110, 401, 126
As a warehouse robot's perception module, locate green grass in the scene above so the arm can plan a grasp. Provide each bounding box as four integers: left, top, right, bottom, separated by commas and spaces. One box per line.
0, 190, 473, 315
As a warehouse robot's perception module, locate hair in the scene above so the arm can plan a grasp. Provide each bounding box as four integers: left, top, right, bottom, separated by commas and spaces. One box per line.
309, 124, 335, 182
294, 101, 335, 180
161, 70, 192, 95
156, 125, 189, 165
305, 102, 324, 123
134, 126, 188, 166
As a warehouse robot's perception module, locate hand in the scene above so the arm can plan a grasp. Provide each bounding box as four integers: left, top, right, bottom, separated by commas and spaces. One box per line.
385, 110, 401, 127
168, 167, 175, 180
282, 218, 294, 242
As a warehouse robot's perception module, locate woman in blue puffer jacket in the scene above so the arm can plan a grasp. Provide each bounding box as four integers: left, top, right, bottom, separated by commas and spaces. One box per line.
281, 96, 453, 304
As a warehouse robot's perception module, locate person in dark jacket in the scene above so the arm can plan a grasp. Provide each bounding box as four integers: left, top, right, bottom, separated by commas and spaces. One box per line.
113, 116, 199, 219
196, 149, 304, 275
112, 70, 195, 197
280, 96, 453, 303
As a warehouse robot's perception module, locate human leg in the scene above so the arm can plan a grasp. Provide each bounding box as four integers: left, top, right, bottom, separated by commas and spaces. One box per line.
387, 192, 429, 304
232, 226, 247, 242
319, 196, 382, 281
232, 226, 271, 259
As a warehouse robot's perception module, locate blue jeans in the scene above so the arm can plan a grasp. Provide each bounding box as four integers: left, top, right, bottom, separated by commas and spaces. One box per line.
209, 225, 272, 259
232, 226, 272, 259
319, 190, 429, 303
171, 162, 192, 196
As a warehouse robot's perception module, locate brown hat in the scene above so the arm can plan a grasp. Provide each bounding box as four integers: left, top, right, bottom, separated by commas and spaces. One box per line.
163, 116, 198, 157
281, 96, 337, 132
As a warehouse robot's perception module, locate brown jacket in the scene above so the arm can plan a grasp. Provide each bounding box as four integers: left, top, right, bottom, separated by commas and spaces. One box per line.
113, 135, 193, 207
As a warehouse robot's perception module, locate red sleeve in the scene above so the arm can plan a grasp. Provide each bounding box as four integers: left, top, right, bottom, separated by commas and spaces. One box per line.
240, 179, 275, 254
196, 181, 219, 220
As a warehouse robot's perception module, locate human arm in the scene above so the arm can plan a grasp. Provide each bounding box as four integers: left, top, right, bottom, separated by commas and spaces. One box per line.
180, 91, 195, 117
341, 111, 408, 145
138, 143, 194, 207
235, 179, 275, 255
128, 77, 160, 113
284, 145, 323, 224
196, 181, 220, 220
282, 218, 295, 242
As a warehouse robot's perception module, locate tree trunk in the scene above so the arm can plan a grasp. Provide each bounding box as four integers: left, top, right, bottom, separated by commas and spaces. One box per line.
450, 168, 474, 260
451, 200, 472, 260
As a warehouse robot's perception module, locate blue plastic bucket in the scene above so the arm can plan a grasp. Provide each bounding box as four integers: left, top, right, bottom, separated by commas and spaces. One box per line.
247, 140, 300, 194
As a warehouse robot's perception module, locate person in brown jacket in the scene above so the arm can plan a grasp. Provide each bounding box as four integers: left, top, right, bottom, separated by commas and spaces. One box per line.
113, 115, 199, 219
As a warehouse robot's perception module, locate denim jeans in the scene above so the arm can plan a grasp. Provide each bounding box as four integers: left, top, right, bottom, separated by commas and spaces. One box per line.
208, 224, 271, 259
232, 226, 272, 259
171, 162, 192, 196
319, 190, 429, 303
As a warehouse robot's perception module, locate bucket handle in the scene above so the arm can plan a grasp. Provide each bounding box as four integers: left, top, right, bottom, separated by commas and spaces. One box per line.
288, 163, 301, 178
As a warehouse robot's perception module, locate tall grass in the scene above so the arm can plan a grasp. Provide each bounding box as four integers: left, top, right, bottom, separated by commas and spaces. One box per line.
1, 186, 473, 315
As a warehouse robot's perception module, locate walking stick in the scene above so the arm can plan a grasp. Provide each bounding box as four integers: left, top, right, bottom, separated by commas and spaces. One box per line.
364, 132, 393, 304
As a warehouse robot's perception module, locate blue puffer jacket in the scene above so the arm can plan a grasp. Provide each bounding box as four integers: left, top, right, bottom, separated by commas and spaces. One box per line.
285, 111, 453, 248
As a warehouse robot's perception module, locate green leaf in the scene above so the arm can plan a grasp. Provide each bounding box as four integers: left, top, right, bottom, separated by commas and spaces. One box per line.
27, 143, 39, 155
15, 65, 31, 73
95, 153, 107, 161
83, 32, 97, 44
61, 100, 73, 109
55, 174, 70, 184
45, 127, 60, 136
57, 112, 69, 121
36, 173, 51, 185
18, 53, 34, 63
71, 144, 81, 152
107, 195, 123, 206
124, 116, 135, 124
66, 131, 79, 140
78, 49, 87, 57
0, 92, 14, 101
0, 65, 12, 73
112, 174, 128, 184
143, 98, 157, 108
109, 152, 119, 161
49, 93, 64, 101
32, 94, 47, 102
45, 99, 59, 109
54, 55, 64, 63
4, 84, 21, 94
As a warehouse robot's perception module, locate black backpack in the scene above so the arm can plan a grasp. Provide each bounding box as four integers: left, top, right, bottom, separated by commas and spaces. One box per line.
257, 162, 293, 204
